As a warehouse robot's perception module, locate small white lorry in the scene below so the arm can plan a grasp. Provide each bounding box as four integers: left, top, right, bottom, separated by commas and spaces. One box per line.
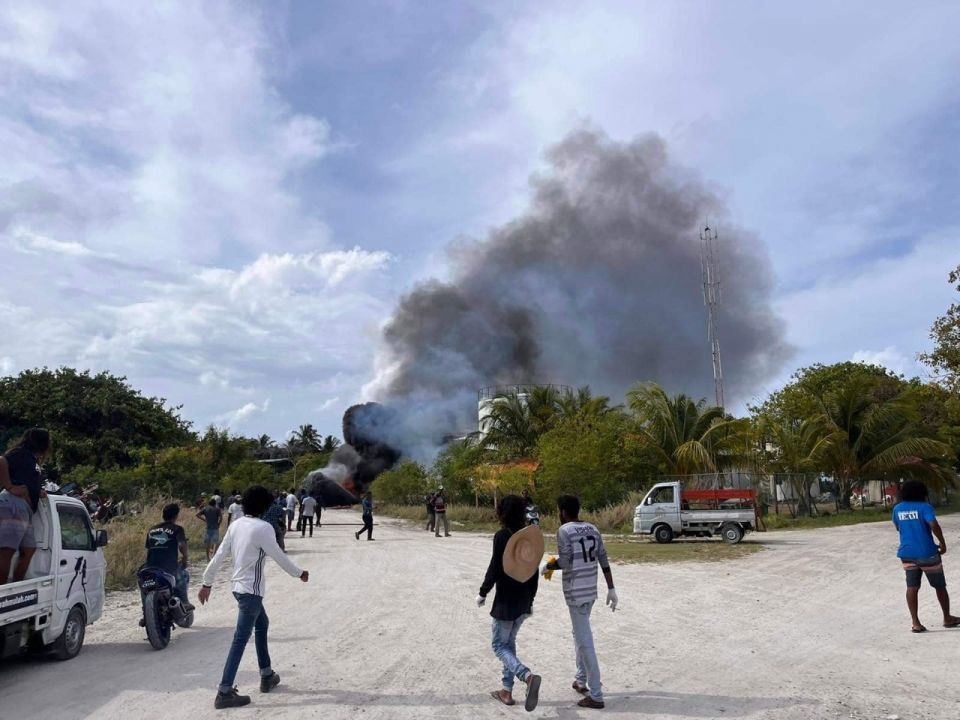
0, 494, 107, 660
633, 480, 760, 544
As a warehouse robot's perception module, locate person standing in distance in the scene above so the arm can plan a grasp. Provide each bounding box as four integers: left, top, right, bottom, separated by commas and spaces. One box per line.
197, 498, 223, 561
355, 491, 374, 541
892, 480, 960, 632
285, 489, 297, 532
433, 488, 451, 538
227, 495, 244, 526
425, 492, 436, 533
543, 494, 617, 710
200, 485, 309, 710
300, 492, 317, 538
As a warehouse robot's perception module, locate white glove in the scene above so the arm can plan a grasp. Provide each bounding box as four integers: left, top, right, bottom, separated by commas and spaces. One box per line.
606, 588, 618, 612
476, 594, 486, 607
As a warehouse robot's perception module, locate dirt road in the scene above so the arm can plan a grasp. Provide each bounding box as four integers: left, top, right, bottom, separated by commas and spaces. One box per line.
3, 510, 959, 720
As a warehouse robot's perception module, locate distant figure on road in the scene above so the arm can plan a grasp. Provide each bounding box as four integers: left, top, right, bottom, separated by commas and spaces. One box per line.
425, 492, 436, 532
522, 488, 540, 527
197, 498, 223, 560
285, 489, 297, 531
300, 493, 318, 537
433, 488, 451, 538
200, 485, 309, 710
355, 491, 374, 541
543, 494, 618, 710
892, 480, 960, 633
227, 495, 244, 526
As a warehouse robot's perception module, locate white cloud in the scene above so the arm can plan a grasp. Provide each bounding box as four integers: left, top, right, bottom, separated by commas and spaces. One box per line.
851, 347, 915, 378
215, 400, 270, 430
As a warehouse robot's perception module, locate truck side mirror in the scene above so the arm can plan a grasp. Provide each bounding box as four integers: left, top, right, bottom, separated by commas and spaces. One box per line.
645, 497, 652, 506
96, 530, 108, 548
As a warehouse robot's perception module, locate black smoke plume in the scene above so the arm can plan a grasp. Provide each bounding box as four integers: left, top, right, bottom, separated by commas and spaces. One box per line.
367, 128, 790, 421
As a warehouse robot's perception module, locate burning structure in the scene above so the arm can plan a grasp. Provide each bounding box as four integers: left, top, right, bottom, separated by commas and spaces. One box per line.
301, 402, 402, 506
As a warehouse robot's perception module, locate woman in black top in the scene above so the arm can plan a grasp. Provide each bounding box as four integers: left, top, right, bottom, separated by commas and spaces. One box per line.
477, 494, 541, 710
0, 428, 50, 584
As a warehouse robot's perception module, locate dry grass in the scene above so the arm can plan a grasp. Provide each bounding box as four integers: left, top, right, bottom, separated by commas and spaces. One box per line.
101, 498, 207, 591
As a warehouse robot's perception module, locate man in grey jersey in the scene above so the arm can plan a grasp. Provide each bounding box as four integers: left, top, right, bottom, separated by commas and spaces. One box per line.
543, 494, 618, 710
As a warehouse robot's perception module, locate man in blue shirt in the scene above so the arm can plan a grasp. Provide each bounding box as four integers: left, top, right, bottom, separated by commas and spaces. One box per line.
892, 480, 960, 633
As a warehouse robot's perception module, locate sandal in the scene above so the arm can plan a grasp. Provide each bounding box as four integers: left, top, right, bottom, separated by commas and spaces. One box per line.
912, 625, 928, 633
525, 674, 541, 712
491, 690, 515, 706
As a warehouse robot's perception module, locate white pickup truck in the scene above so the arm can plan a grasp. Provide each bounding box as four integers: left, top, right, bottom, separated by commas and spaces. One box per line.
633, 480, 759, 544
0, 494, 107, 660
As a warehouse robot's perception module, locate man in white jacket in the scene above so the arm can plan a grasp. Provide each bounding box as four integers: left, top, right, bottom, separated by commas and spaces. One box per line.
199, 485, 310, 710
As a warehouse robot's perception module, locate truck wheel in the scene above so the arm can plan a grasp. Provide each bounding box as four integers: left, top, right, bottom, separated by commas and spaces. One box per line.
52, 606, 86, 661
653, 524, 674, 544
144, 592, 171, 650
721, 523, 744, 544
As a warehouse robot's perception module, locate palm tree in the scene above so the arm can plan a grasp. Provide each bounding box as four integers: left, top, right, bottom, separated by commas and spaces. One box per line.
321, 435, 341, 453
627, 382, 750, 476
759, 416, 833, 515
482, 392, 540, 459
557, 386, 616, 421
819, 379, 953, 508
290, 424, 322, 453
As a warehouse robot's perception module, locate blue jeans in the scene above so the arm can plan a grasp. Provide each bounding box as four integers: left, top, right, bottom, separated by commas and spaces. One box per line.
569, 601, 603, 702
219, 593, 273, 693
491, 615, 531, 691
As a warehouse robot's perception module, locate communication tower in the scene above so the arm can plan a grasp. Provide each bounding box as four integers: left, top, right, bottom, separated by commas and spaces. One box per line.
700, 224, 724, 408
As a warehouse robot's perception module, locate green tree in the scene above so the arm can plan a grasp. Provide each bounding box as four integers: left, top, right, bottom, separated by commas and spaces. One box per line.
290, 424, 322, 453
433, 438, 486, 503
375, 461, 430, 505
481, 385, 566, 459
321, 435, 341, 453
223, 460, 275, 493
758, 416, 833, 515
920, 263, 960, 394
536, 411, 648, 510
627, 382, 750, 475
820, 378, 954, 508
0, 367, 193, 478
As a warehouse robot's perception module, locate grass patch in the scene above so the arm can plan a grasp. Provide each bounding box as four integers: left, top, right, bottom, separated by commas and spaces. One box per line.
378, 500, 762, 563
101, 498, 207, 591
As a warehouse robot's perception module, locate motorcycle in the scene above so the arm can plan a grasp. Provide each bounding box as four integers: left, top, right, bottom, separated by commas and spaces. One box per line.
137, 566, 194, 650
525, 504, 540, 526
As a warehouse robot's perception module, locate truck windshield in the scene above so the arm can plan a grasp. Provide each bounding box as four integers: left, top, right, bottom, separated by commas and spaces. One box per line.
648, 486, 675, 505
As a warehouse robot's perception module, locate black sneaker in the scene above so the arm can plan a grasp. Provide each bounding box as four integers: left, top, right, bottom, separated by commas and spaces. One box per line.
215, 688, 251, 709
260, 672, 280, 693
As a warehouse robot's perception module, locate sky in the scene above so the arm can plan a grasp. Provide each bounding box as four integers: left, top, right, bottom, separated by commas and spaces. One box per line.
1, 0, 958, 440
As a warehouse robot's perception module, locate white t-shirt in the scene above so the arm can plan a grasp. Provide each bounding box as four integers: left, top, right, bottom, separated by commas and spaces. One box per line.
228, 502, 245, 521
301, 496, 318, 517
212, 494, 222, 507
286, 493, 297, 512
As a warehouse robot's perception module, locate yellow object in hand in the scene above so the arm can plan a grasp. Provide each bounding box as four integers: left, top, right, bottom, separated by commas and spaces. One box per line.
544, 555, 558, 581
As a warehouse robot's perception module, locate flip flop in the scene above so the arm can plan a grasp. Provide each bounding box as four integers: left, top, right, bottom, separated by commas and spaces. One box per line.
525, 674, 542, 712
912, 626, 928, 633
491, 691, 515, 706
943, 619, 960, 629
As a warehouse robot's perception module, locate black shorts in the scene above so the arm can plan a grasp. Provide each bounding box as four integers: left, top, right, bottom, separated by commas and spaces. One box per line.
902, 556, 946, 589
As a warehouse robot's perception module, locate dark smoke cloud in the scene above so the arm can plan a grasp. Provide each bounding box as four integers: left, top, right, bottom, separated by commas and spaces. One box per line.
370, 127, 791, 423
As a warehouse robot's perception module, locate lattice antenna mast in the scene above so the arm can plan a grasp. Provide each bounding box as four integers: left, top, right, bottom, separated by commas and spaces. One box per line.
700, 224, 724, 409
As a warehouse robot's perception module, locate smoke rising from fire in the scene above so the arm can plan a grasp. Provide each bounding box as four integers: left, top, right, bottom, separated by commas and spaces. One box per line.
367, 128, 790, 425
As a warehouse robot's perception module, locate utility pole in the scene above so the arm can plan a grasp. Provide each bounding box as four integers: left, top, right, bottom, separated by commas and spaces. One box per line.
701, 224, 724, 409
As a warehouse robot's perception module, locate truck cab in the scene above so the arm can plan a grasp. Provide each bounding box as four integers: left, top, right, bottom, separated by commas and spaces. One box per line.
0, 494, 107, 661
634, 480, 758, 544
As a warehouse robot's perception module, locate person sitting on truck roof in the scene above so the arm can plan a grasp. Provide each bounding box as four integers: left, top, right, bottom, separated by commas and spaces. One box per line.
892, 480, 960, 633
145, 503, 194, 612
0, 428, 50, 585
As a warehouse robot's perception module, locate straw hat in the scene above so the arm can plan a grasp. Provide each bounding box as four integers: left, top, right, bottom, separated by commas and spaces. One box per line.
503, 525, 545, 582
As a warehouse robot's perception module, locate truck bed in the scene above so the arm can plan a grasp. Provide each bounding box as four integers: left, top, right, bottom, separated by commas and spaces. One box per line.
681, 509, 756, 525
0, 575, 56, 628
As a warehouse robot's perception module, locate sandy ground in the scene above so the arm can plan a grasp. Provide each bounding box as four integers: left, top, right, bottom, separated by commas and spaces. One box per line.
3, 510, 960, 720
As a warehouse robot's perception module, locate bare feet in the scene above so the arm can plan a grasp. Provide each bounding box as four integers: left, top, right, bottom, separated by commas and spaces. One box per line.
943, 616, 960, 628
912, 624, 928, 633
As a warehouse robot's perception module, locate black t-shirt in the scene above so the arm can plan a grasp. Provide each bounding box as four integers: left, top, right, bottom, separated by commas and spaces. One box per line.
144, 522, 186, 575
479, 528, 539, 621
199, 506, 221, 530
5, 447, 42, 512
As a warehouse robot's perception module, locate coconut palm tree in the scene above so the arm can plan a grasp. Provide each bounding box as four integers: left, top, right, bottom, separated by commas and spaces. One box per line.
557, 386, 616, 421
759, 416, 833, 515
290, 424, 322, 453
626, 381, 750, 476
819, 378, 953, 508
